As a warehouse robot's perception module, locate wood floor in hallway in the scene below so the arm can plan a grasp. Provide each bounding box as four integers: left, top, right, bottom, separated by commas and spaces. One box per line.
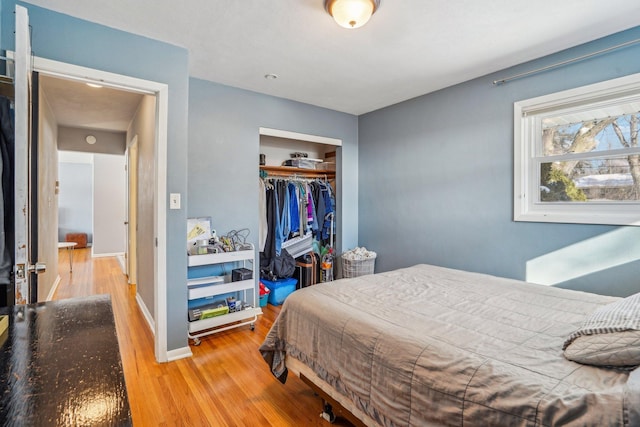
54, 248, 353, 426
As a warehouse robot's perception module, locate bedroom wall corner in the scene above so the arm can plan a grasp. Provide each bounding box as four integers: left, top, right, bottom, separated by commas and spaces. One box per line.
358, 25, 640, 297
187, 78, 359, 255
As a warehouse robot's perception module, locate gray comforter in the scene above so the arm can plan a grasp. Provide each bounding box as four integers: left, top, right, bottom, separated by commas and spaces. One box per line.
259, 264, 640, 426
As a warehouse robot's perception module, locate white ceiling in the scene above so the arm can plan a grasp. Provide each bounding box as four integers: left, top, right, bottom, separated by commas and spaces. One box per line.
25, 0, 640, 119
40, 75, 143, 131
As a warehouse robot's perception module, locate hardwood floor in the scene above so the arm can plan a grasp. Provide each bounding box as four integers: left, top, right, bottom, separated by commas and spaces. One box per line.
54, 248, 354, 426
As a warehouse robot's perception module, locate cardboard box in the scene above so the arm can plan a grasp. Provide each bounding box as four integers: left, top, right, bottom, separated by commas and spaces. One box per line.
316, 162, 335, 171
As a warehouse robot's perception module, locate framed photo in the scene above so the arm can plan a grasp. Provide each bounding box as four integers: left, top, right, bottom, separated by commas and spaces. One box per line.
187, 217, 213, 251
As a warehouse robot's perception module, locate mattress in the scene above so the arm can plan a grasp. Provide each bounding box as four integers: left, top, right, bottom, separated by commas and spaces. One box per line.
260, 264, 640, 426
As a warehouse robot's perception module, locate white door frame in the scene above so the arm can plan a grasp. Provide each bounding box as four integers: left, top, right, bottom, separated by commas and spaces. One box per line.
32, 57, 170, 362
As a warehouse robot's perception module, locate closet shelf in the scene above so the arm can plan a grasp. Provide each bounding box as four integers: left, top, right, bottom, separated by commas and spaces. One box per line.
188, 249, 254, 267
260, 165, 335, 179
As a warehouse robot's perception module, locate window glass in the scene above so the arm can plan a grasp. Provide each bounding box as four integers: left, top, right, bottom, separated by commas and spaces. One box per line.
539, 112, 639, 203
514, 73, 640, 226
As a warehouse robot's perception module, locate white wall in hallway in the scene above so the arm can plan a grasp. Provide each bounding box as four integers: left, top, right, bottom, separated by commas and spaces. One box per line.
58, 151, 93, 243
58, 151, 126, 255
93, 153, 126, 255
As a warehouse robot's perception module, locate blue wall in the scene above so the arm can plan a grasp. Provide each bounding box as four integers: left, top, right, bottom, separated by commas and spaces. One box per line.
358, 26, 640, 298
187, 78, 359, 254
1, 1, 190, 350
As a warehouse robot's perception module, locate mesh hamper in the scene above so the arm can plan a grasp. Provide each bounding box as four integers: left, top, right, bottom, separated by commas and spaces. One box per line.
341, 253, 376, 278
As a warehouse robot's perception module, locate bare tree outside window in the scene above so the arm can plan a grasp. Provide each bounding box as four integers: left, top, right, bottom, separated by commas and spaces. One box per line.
540, 113, 640, 202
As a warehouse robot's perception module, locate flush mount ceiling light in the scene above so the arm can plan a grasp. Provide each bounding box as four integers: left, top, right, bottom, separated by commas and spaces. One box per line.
85, 135, 97, 145
324, 0, 380, 29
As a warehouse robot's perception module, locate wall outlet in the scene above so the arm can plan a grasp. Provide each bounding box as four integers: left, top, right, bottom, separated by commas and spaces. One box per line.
170, 193, 181, 209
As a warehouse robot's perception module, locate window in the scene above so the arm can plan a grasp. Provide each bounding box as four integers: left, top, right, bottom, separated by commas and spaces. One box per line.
514, 73, 640, 226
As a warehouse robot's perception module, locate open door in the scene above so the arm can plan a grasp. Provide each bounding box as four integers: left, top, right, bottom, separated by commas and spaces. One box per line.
14, 5, 44, 305
126, 136, 138, 285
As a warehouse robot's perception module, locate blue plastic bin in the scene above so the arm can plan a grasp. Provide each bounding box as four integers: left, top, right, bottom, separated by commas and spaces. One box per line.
262, 277, 297, 305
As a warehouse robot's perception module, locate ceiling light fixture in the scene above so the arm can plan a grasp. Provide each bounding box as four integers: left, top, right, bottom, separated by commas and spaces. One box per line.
86, 83, 103, 88
85, 135, 97, 145
324, 0, 380, 29
264, 73, 278, 80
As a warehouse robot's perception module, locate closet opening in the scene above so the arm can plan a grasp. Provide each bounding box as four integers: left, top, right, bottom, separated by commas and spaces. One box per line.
258, 128, 341, 289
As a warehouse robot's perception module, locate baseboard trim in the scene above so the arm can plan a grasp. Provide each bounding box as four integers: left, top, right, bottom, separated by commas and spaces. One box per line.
115, 254, 126, 274
166, 346, 193, 361
135, 292, 155, 335
92, 251, 124, 258
46, 275, 61, 301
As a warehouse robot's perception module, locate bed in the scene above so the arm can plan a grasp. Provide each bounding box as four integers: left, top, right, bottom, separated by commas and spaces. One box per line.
259, 264, 640, 426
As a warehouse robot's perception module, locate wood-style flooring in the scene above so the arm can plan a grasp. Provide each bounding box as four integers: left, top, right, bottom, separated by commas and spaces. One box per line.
54, 248, 354, 426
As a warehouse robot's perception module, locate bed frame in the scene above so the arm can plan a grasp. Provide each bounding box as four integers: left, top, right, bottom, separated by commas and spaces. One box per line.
287, 357, 369, 426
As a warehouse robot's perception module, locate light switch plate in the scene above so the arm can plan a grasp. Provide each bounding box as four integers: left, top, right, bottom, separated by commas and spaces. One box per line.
170, 193, 181, 209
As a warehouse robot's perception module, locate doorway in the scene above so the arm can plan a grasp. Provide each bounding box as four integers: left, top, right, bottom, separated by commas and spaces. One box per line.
57, 150, 127, 258
33, 56, 170, 362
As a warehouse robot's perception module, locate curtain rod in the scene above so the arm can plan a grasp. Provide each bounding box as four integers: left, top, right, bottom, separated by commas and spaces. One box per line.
493, 38, 640, 86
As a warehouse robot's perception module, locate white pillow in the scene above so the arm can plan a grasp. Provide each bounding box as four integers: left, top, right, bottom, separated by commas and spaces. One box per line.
564, 329, 640, 367
563, 292, 640, 368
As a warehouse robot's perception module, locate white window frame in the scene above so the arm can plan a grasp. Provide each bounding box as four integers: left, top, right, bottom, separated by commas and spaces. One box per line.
514, 73, 640, 226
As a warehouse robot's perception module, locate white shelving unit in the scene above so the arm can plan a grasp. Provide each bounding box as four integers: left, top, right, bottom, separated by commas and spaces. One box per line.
187, 246, 262, 345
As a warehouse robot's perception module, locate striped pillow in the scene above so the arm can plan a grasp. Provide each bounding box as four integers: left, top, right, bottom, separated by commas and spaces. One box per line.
563, 292, 640, 367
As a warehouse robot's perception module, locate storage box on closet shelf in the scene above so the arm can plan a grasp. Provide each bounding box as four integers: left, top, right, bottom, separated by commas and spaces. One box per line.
316, 162, 336, 172
341, 247, 377, 278
282, 158, 322, 169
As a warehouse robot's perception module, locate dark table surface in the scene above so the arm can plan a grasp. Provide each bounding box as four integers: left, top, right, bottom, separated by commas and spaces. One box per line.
0, 294, 132, 426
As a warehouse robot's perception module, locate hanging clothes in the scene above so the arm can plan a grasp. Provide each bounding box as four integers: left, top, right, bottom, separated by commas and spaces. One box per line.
288, 182, 300, 237
260, 176, 336, 272
277, 180, 289, 255
0, 96, 13, 286
310, 181, 325, 236
273, 180, 284, 255
258, 178, 267, 252
307, 181, 336, 242
260, 183, 277, 271
307, 188, 317, 234
320, 182, 335, 241
296, 182, 308, 237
